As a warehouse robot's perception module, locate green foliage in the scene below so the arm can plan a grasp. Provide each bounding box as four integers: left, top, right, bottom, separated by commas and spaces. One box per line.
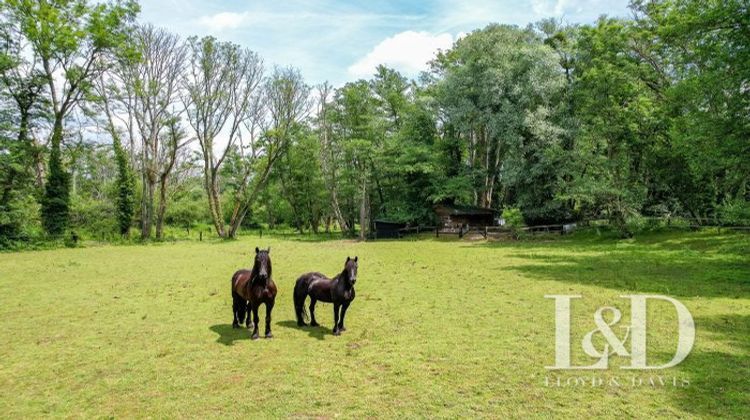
0, 192, 41, 248
565, 18, 659, 236
501, 207, 525, 227
3, 0, 749, 244
430, 24, 570, 222
718, 199, 750, 226
112, 136, 134, 236
4, 0, 138, 237
40, 129, 70, 236
69, 196, 115, 240
166, 198, 206, 231
272, 125, 327, 232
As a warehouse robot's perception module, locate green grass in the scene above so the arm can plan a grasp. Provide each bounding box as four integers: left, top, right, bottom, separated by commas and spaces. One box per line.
1, 230, 748, 418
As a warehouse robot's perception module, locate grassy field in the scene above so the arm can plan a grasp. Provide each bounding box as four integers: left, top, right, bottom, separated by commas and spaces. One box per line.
1, 230, 748, 418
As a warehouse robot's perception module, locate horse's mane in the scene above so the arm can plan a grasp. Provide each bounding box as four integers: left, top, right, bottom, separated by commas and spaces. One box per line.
251, 251, 272, 284
335, 260, 355, 286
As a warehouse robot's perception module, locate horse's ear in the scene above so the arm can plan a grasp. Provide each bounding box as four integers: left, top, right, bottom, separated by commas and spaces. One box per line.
267, 246, 271, 254
255, 247, 259, 254
346, 256, 350, 262
354, 256, 358, 262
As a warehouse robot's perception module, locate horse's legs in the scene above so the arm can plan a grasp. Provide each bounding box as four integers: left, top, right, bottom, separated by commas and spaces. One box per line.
264, 300, 274, 338
333, 303, 341, 336
250, 302, 260, 340
338, 301, 350, 332
309, 298, 319, 327
244, 299, 252, 329
232, 293, 244, 329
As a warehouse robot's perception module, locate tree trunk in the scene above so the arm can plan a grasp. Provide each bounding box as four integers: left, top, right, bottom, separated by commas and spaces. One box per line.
330, 188, 348, 232
31, 139, 45, 189
41, 117, 71, 236
146, 177, 156, 239
204, 167, 226, 238
358, 181, 367, 241
227, 160, 276, 239
155, 174, 169, 240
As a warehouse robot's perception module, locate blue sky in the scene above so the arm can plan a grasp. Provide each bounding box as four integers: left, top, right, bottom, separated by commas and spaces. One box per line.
139, 0, 631, 86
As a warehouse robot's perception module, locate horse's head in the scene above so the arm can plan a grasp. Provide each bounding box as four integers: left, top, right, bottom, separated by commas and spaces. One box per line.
344, 256, 358, 285
253, 247, 272, 283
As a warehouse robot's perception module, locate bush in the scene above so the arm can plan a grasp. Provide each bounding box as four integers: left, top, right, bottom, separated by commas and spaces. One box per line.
502, 207, 525, 239
69, 198, 117, 240
502, 207, 525, 228
166, 199, 206, 231
718, 199, 750, 226
625, 214, 648, 233
0, 192, 42, 248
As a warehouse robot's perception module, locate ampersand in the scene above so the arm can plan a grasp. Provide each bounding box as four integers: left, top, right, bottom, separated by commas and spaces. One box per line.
582, 306, 631, 366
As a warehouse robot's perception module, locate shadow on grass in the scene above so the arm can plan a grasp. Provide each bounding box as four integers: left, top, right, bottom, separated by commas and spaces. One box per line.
671, 314, 750, 417
507, 250, 749, 298
209, 324, 251, 346
475, 230, 750, 256
472, 231, 750, 298
276, 320, 333, 340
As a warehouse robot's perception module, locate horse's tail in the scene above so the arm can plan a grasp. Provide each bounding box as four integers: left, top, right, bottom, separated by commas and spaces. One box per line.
294, 275, 311, 325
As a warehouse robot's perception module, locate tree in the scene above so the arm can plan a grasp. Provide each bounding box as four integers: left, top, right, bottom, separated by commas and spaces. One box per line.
272, 125, 327, 233
329, 80, 381, 239
4, 0, 139, 235
112, 131, 134, 236
633, 0, 750, 218
431, 24, 567, 220
225, 67, 311, 238
568, 18, 662, 234
314, 82, 349, 232
97, 76, 134, 237
184, 36, 264, 238
105, 24, 188, 240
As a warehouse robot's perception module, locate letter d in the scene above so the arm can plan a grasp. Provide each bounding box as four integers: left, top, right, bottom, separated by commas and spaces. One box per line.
623, 295, 695, 369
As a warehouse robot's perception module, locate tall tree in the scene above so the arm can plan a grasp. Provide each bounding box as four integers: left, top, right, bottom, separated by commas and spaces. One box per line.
0, 19, 47, 211
184, 36, 264, 238
569, 18, 662, 234
108, 24, 188, 240
225, 67, 311, 238
431, 24, 567, 219
4, 0, 139, 235
633, 0, 750, 218
329, 81, 380, 239
97, 76, 134, 237
314, 82, 350, 232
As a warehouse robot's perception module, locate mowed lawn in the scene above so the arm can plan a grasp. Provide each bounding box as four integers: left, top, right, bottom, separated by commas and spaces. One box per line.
1, 231, 749, 418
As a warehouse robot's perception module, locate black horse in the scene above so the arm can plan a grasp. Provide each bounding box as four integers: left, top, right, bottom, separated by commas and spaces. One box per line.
293, 256, 358, 336
231, 247, 277, 339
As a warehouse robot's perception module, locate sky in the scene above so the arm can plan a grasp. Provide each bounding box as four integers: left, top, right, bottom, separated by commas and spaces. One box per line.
138, 0, 631, 86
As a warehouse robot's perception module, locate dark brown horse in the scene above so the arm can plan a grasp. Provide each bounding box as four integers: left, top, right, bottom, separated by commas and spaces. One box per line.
293, 256, 358, 336
231, 247, 277, 339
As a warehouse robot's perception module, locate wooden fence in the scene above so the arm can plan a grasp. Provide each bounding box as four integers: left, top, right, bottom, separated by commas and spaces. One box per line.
388, 216, 750, 240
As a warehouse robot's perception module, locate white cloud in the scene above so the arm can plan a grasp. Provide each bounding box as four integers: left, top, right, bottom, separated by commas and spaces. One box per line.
197, 11, 249, 31
197, 9, 422, 33
531, 0, 604, 16
348, 31, 454, 79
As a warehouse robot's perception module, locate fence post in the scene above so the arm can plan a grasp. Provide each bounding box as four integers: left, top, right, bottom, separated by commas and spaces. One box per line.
435, 227, 439, 238
199, 231, 202, 241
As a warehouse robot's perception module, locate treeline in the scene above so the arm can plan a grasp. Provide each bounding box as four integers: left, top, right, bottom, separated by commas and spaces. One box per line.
1, 0, 748, 247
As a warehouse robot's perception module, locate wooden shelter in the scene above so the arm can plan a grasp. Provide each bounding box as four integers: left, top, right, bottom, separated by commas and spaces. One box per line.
433, 204, 497, 228
373, 220, 407, 238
